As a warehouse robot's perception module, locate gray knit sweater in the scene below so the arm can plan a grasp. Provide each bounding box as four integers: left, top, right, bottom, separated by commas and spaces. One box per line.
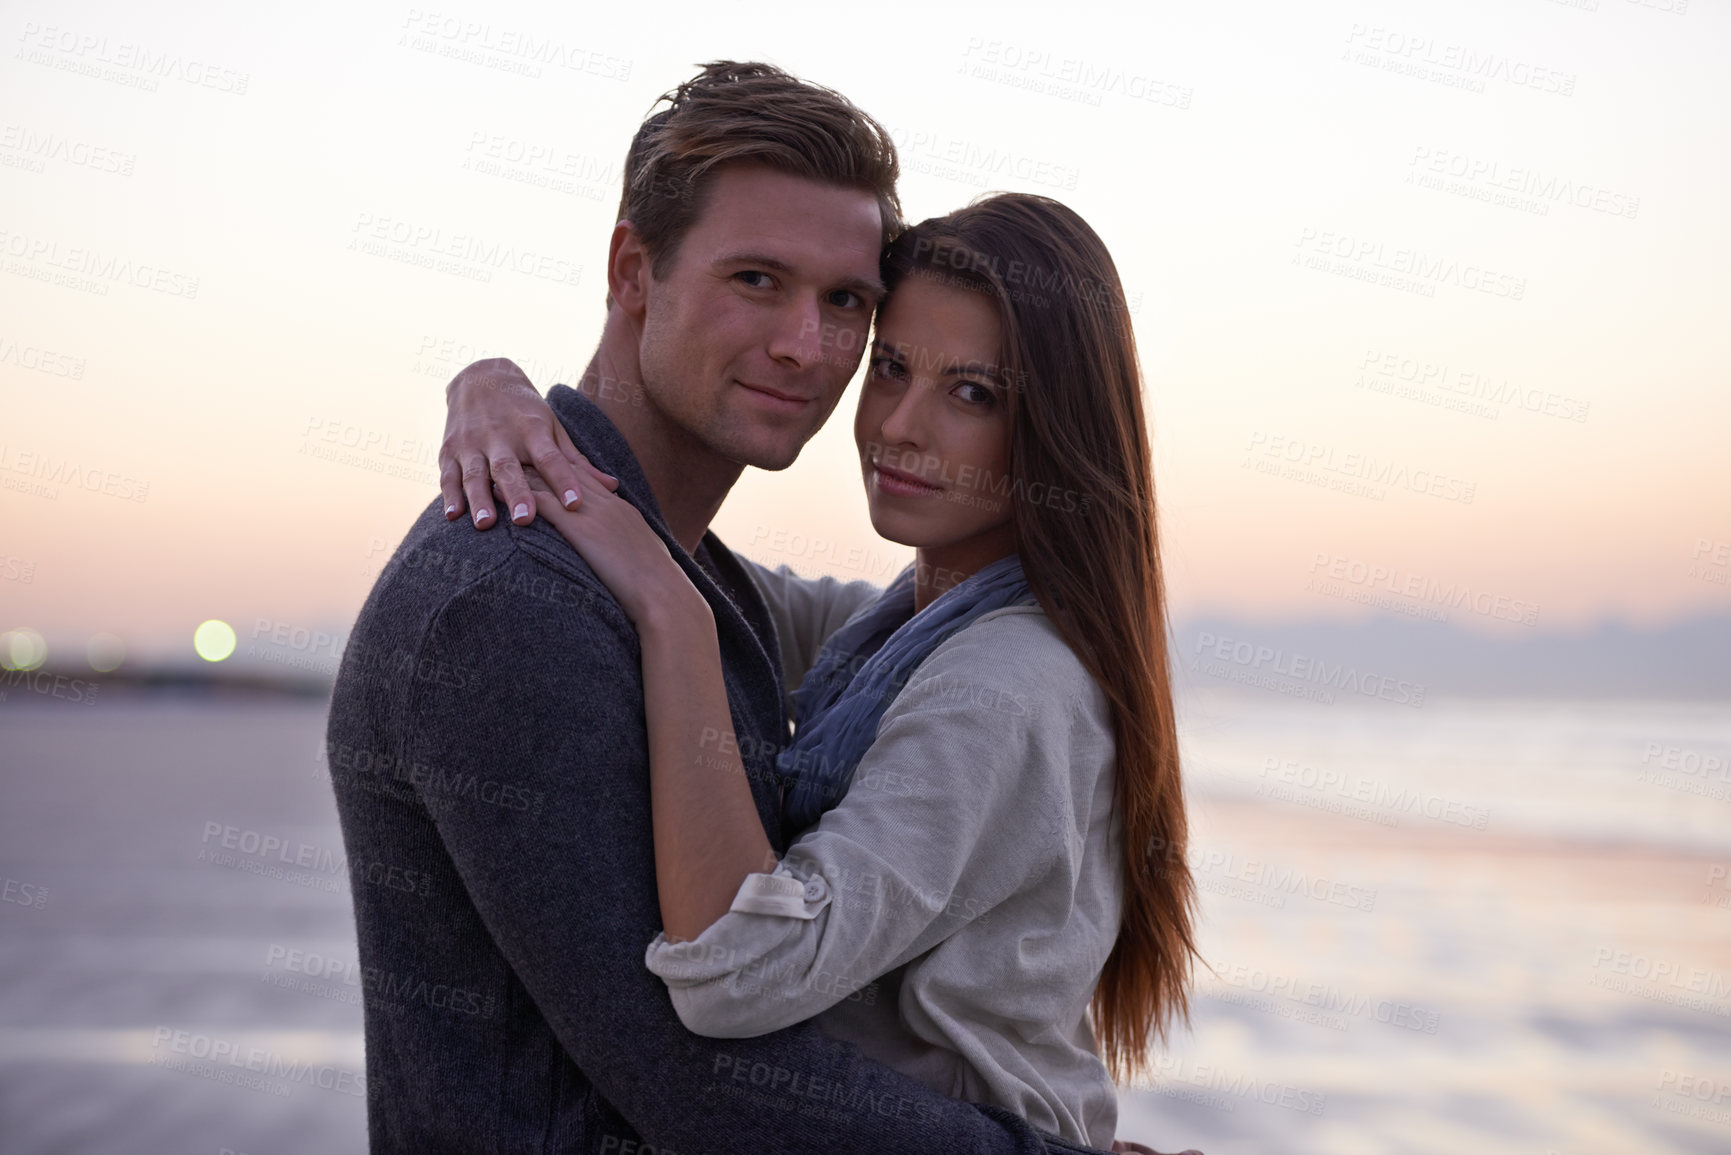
326, 389, 1114, 1155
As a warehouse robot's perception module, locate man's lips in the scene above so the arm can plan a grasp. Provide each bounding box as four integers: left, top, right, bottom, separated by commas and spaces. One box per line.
736, 381, 816, 412
870, 461, 944, 496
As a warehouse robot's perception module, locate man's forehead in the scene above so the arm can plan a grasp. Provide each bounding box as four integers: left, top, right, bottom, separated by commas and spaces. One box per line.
686, 168, 883, 273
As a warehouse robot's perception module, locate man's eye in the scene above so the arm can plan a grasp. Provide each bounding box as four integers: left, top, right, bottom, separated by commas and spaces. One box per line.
734, 271, 773, 289
827, 289, 863, 309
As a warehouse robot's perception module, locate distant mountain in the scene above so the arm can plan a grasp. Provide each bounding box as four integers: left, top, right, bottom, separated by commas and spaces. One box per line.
1173, 613, 1731, 699
7, 614, 1726, 703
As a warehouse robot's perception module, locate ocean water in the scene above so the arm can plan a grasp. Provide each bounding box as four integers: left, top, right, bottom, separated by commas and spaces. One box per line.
1, 692, 1726, 1154
1121, 690, 1731, 1155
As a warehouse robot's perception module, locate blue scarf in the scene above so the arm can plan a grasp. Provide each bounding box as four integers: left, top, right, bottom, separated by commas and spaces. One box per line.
775, 554, 1036, 836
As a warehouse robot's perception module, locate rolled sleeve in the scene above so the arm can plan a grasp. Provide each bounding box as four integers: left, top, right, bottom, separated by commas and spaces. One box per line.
730, 861, 833, 917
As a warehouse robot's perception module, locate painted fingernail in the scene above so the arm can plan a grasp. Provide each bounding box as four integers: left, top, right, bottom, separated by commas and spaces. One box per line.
474, 508, 491, 525
563, 489, 579, 508
513, 503, 530, 522
445, 504, 457, 518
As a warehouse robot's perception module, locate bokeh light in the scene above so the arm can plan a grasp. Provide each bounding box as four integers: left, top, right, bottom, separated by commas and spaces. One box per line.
192, 620, 237, 663
1, 628, 49, 671
87, 633, 127, 673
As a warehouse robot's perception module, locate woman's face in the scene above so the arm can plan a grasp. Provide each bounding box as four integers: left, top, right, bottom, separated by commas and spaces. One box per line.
854, 273, 1016, 565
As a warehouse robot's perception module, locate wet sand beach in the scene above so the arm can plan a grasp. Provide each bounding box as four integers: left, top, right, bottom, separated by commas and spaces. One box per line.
2, 692, 1727, 1153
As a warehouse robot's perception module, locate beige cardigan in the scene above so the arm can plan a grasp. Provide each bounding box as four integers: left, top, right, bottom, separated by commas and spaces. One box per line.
644, 563, 1124, 1148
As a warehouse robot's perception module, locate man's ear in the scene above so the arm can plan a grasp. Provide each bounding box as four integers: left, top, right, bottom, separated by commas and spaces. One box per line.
608, 220, 652, 318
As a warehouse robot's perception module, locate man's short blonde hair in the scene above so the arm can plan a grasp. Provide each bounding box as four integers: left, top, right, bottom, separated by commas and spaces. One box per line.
618, 61, 903, 277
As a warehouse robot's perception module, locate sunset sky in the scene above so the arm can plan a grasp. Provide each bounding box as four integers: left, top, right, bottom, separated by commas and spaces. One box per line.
3, 0, 1728, 666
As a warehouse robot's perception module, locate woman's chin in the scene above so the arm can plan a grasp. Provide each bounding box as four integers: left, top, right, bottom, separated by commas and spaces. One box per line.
864, 509, 930, 550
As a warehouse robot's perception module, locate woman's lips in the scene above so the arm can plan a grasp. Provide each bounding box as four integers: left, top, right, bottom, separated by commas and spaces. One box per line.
871, 462, 943, 497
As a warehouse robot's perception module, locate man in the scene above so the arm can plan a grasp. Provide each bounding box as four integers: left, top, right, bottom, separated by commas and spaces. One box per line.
328, 61, 1114, 1153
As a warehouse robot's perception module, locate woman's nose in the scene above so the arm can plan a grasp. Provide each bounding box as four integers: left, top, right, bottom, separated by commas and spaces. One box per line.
877, 383, 930, 448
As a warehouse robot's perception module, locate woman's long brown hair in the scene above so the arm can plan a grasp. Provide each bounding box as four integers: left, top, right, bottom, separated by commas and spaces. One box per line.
883, 194, 1197, 1081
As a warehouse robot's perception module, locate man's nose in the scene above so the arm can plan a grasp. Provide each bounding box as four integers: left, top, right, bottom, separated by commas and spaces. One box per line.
767, 297, 825, 369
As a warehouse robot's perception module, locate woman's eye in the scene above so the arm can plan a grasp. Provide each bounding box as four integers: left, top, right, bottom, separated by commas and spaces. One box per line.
734, 270, 773, 289
953, 381, 996, 407
869, 356, 908, 382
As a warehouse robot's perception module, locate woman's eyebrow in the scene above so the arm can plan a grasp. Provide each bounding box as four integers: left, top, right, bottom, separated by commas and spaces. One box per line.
947, 358, 1008, 385
873, 341, 1005, 384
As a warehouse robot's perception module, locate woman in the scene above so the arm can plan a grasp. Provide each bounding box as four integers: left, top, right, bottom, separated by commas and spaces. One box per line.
445, 193, 1196, 1153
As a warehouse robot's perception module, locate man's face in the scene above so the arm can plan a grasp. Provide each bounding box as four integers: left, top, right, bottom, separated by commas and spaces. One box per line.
636, 165, 886, 471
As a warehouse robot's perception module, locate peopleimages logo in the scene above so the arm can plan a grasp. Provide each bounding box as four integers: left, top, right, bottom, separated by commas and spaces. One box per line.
1146, 1055, 1327, 1116
0, 335, 86, 378
1356, 348, 1590, 423
958, 38, 1192, 109
1189, 847, 1378, 912
1260, 758, 1490, 830
1306, 552, 1540, 627
14, 22, 251, 94
150, 1027, 363, 1096
1243, 431, 1476, 505
1191, 631, 1427, 708
0, 228, 200, 299
1342, 24, 1576, 97
887, 127, 1081, 192
398, 10, 632, 82
0, 444, 150, 503
1206, 961, 1442, 1034
0, 123, 136, 175
1590, 948, 1731, 999
1294, 228, 1526, 301
346, 212, 582, 287
1407, 146, 1639, 219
